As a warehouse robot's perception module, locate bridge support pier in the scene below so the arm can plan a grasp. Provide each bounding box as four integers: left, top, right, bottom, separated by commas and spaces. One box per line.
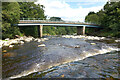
38, 25, 43, 37
77, 26, 85, 35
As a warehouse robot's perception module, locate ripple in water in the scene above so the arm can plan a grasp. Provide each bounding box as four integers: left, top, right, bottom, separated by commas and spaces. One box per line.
2, 36, 119, 79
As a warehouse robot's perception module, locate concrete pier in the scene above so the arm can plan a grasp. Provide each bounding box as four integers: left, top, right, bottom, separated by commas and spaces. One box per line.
77, 26, 86, 35
38, 25, 43, 37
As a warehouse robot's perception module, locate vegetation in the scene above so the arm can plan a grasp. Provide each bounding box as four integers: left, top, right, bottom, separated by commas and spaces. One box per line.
85, 1, 120, 37
2, 2, 76, 39
2, 2, 21, 39
3, 1, 119, 39
49, 17, 63, 21
18, 2, 46, 38
2, 2, 45, 39
43, 26, 76, 35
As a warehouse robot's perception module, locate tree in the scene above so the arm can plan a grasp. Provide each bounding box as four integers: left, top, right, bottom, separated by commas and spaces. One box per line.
18, 2, 46, 37
2, 2, 21, 39
19, 2, 46, 19
85, 13, 99, 24
50, 17, 63, 21
85, 1, 120, 37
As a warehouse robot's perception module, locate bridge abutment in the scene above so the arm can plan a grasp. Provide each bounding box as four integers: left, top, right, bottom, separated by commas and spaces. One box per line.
77, 26, 85, 35
38, 25, 43, 37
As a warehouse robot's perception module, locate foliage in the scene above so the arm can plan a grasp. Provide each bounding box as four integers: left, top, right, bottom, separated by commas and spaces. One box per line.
18, 2, 46, 38
49, 17, 63, 21
85, 1, 120, 37
19, 2, 46, 19
19, 26, 38, 38
2, 2, 21, 39
43, 26, 76, 35
2, 2, 77, 39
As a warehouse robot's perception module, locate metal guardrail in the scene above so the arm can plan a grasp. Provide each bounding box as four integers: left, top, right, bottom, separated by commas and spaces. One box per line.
19, 18, 95, 24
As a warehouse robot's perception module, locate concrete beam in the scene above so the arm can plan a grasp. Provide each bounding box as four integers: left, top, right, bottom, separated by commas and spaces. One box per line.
38, 25, 43, 37
77, 26, 85, 35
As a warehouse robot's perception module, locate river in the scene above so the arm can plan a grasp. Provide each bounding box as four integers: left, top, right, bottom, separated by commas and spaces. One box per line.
2, 35, 120, 79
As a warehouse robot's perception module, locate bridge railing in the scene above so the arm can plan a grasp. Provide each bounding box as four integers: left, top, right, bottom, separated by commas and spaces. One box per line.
19, 18, 95, 24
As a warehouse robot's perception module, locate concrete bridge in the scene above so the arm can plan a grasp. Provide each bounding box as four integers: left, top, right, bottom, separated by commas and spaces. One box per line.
17, 19, 100, 37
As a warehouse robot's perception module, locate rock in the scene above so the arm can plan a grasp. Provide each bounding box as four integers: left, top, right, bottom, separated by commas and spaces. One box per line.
20, 41, 24, 44
61, 74, 64, 78
75, 45, 80, 48
3, 52, 16, 57
115, 40, 120, 42
3, 42, 9, 46
3, 53, 11, 57
2, 50, 7, 53
34, 39, 38, 41
25, 39, 31, 42
15, 35, 21, 38
101, 37, 105, 39
38, 44, 46, 47
19, 37, 24, 40
11, 40, 18, 44
43, 38, 49, 41
24, 37, 33, 42
90, 43, 96, 45
5, 38, 9, 41
9, 45, 14, 48
41, 39, 45, 41
0, 40, 2, 48
37, 39, 41, 42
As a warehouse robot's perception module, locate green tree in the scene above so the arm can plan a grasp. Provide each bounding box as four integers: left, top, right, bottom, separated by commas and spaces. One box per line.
2, 2, 21, 39
18, 2, 46, 37
85, 1, 120, 37
50, 17, 63, 21
19, 2, 46, 19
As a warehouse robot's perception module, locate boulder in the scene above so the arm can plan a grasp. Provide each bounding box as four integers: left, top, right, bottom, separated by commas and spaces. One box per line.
37, 39, 41, 42
75, 45, 80, 48
5, 38, 9, 41
38, 44, 46, 47
15, 35, 21, 38
20, 41, 24, 44
90, 43, 96, 45
9, 45, 14, 48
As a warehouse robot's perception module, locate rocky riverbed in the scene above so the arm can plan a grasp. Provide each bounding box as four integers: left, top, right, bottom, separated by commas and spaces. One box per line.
1, 35, 119, 49
0, 36, 49, 49
2, 35, 120, 79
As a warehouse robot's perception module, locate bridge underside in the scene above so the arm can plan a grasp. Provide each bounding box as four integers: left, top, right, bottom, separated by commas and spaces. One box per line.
17, 23, 99, 28
37, 25, 86, 37
17, 23, 99, 37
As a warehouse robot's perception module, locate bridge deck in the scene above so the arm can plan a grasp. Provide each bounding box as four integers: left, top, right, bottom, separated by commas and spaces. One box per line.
17, 20, 100, 37
18, 20, 100, 28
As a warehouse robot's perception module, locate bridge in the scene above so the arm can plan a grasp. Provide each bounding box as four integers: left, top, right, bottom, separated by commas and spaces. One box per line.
17, 19, 100, 37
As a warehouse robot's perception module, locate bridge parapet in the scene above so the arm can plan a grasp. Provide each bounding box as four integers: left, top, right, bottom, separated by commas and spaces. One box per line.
19, 18, 95, 25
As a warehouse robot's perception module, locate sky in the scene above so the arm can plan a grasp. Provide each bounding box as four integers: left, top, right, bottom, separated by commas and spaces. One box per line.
35, 0, 108, 22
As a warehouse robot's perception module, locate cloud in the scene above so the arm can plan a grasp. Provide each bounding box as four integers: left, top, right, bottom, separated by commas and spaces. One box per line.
35, 0, 106, 22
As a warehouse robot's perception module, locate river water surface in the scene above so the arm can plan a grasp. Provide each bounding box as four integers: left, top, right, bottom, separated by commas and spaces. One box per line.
2, 35, 120, 79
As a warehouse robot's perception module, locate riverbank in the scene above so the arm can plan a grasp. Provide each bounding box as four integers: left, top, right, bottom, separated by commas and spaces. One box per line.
62, 35, 106, 40
1, 35, 120, 49
0, 36, 49, 49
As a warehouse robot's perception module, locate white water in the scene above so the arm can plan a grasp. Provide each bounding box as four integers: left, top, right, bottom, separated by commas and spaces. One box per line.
2, 35, 118, 79
9, 45, 119, 79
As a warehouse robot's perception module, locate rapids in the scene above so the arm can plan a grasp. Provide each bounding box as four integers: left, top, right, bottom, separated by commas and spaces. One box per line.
2, 35, 120, 79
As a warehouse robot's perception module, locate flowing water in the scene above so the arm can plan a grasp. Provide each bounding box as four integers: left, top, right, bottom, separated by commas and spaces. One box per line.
2, 36, 120, 79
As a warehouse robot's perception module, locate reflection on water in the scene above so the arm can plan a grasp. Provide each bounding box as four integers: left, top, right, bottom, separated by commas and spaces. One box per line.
2, 36, 120, 79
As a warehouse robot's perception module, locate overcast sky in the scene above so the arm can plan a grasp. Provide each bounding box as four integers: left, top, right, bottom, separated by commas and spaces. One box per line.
35, 0, 108, 22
